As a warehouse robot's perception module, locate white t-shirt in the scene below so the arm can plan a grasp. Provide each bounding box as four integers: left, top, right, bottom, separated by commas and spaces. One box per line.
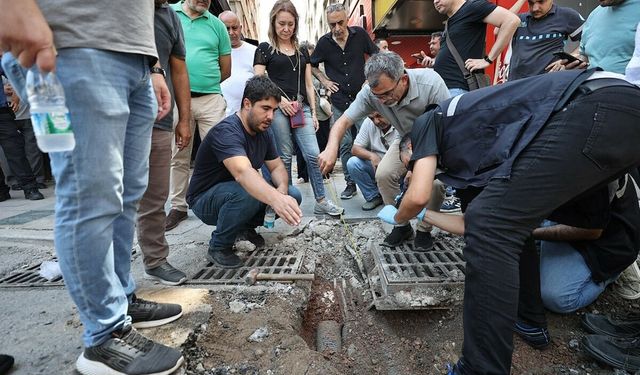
221, 42, 257, 116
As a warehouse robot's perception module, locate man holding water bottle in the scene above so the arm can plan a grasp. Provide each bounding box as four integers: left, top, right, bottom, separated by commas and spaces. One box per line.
0, 1, 186, 375
187, 75, 303, 269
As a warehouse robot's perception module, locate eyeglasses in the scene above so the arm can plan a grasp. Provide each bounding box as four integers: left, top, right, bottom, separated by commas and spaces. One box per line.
372, 78, 401, 99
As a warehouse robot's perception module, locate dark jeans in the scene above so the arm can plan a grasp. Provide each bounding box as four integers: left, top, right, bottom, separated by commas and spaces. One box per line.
459, 86, 640, 374
190, 180, 302, 249
0, 111, 37, 190
332, 106, 361, 185
0, 163, 9, 195
458, 188, 546, 329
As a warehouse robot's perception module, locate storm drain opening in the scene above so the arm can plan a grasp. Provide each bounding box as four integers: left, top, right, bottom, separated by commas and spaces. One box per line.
188, 247, 305, 285
0, 258, 64, 288
368, 238, 466, 310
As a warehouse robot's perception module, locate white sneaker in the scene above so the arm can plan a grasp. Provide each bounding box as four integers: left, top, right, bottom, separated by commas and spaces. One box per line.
314, 199, 344, 216
613, 259, 640, 300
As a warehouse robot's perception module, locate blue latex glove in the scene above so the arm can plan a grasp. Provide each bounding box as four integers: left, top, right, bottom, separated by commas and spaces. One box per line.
417, 208, 426, 222
377, 205, 399, 225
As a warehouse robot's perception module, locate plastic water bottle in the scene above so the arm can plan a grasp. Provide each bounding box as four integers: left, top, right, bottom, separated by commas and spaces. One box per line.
263, 205, 276, 228
26, 68, 75, 152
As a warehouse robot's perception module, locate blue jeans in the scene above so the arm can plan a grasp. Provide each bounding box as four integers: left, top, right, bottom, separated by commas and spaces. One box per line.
271, 105, 325, 201
3, 50, 156, 347
539, 221, 612, 313
332, 106, 362, 185
190, 180, 302, 249
346, 156, 379, 201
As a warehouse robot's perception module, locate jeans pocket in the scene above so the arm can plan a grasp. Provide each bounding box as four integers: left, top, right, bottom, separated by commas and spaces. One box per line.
582, 103, 640, 171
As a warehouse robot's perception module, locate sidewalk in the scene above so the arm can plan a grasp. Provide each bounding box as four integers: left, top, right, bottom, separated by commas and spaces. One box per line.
0, 170, 382, 374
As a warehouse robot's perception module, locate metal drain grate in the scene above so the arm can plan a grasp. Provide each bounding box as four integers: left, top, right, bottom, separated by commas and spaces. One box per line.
377, 241, 465, 284
188, 248, 305, 285
0, 258, 64, 288
369, 240, 466, 310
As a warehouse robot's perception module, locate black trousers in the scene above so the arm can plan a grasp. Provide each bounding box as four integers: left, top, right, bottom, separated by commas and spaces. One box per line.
0, 111, 37, 191
459, 86, 640, 374
458, 187, 546, 331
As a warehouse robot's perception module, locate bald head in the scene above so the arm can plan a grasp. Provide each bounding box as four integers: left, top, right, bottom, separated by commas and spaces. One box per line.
219, 11, 243, 48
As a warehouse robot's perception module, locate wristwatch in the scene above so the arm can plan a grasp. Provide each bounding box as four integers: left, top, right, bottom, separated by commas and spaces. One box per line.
150, 66, 166, 77
483, 55, 493, 64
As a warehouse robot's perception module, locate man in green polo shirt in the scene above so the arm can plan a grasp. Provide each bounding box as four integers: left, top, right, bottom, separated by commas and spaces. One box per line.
167, 0, 232, 231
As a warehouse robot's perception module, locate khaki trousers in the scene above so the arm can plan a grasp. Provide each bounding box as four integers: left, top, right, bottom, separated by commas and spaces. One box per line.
137, 128, 173, 269
169, 93, 226, 211
375, 138, 444, 231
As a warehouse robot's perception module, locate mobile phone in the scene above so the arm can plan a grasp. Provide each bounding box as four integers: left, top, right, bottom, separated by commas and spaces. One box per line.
411, 53, 424, 63
552, 51, 583, 63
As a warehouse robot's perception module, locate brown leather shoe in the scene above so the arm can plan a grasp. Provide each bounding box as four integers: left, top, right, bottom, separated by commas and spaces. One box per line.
165, 209, 188, 231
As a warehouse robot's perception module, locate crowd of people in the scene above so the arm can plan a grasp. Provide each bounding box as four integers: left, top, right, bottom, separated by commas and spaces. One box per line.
0, 0, 639, 374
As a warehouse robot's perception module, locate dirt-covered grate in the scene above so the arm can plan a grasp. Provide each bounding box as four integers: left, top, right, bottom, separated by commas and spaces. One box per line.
0, 258, 64, 288
368, 239, 466, 310
188, 248, 305, 285
376, 241, 465, 284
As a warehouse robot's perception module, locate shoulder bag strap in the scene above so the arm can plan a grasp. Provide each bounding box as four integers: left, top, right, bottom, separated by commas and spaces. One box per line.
444, 21, 471, 77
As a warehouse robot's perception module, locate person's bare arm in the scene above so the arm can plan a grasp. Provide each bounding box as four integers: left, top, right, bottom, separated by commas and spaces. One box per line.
318, 114, 354, 174
263, 157, 303, 226
151, 63, 171, 121
224, 156, 302, 226
395, 155, 437, 223
305, 64, 319, 130
169, 55, 192, 150
423, 210, 465, 236
352, 144, 382, 170
312, 66, 339, 94
532, 224, 603, 241
219, 54, 231, 82
466, 7, 520, 72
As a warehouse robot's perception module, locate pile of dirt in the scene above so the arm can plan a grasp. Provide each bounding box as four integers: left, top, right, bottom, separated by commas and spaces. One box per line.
180, 218, 638, 374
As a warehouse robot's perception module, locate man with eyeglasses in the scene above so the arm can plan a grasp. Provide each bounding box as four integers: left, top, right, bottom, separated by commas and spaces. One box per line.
347, 111, 399, 211
318, 51, 449, 251
311, 2, 379, 201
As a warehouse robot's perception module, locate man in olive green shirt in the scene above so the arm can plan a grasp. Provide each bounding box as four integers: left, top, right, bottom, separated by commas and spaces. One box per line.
167, 0, 232, 231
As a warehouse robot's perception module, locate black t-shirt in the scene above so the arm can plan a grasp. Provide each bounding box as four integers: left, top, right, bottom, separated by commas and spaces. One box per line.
550, 175, 640, 283
254, 43, 310, 104
186, 114, 278, 206
433, 0, 496, 90
408, 110, 444, 171
310, 27, 379, 111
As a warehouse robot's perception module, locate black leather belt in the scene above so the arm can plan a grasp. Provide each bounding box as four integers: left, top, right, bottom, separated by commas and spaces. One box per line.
580, 78, 637, 93
190, 91, 210, 98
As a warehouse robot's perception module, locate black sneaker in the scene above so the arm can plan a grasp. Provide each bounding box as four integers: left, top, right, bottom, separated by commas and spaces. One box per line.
583, 335, 640, 372
128, 294, 183, 329
340, 183, 357, 200
207, 246, 243, 269
235, 228, 265, 248
76, 325, 184, 375
0, 354, 14, 375
414, 230, 434, 251
0, 191, 9, 202
382, 225, 414, 247
582, 313, 640, 339
514, 321, 551, 349
24, 188, 44, 200
144, 262, 187, 286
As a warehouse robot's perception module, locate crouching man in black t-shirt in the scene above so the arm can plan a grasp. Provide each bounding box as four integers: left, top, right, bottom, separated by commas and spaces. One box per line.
187, 75, 303, 269
378, 69, 640, 374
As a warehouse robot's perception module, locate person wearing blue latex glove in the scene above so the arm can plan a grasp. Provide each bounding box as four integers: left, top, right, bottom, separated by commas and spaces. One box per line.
377, 205, 398, 225
378, 205, 426, 225
395, 69, 640, 375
